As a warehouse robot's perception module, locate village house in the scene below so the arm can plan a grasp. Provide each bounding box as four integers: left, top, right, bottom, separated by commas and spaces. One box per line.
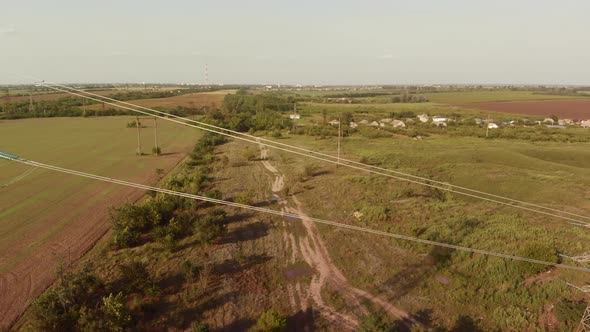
558, 119, 573, 125
289, 114, 300, 120
328, 119, 340, 126
487, 123, 499, 129
432, 116, 448, 123
581, 120, 590, 128
418, 114, 429, 123
349, 122, 358, 129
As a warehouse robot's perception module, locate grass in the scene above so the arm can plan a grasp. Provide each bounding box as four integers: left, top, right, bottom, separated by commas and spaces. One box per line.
267, 132, 590, 330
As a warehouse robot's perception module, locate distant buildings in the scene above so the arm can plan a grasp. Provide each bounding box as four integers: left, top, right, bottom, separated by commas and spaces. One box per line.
418, 114, 429, 123
289, 114, 301, 120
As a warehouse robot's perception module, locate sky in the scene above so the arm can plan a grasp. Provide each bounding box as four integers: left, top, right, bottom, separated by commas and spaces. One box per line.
1, 0, 589, 85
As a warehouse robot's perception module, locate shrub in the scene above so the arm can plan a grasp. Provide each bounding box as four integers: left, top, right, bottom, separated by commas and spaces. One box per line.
152, 146, 162, 155
101, 292, 132, 331
516, 241, 558, 275
360, 205, 390, 223
358, 312, 396, 332
556, 299, 586, 327
235, 190, 256, 205
253, 309, 287, 332
194, 209, 227, 244
302, 163, 320, 178
181, 259, 201, 283
242, 146, 258, 161
118, 261, 155, 294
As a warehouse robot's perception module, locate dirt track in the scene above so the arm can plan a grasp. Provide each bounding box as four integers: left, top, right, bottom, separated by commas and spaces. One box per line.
457, 99, 590, 119
258, 143, 411, 330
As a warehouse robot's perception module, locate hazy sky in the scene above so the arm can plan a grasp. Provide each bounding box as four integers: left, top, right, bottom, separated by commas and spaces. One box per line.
1, 0, 589, 85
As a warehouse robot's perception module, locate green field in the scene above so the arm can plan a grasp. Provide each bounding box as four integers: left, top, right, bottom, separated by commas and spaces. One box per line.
270, 132, 590, 329
0, 116, 199, 328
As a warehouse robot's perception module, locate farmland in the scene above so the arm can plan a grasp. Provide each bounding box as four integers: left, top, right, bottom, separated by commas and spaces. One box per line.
6, 87, 590, 331
0, 117, 199, 328
85, 90, 231, 111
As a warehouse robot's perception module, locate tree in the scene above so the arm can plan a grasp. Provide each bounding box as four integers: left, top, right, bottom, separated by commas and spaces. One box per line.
194, 209, 227, 244
101, 292, 131, 331
253, 309, 287, 332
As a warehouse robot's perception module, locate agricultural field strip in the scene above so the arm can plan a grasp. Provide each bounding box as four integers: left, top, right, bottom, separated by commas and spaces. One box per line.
3, 153, 589, 273
35, 82, 590, 224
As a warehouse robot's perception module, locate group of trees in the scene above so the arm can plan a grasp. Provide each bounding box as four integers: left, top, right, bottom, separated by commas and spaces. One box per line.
0, 89, 211, 119
32, 133, 231, 330
217, 89, 293, 132
32, 264, 140, 331
112, 133, 228, 250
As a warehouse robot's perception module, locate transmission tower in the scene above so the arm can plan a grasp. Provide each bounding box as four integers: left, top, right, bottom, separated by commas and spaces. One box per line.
566, 283, 590, 331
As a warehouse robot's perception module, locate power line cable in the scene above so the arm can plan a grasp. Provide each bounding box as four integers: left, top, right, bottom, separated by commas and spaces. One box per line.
35, 79, 590, 222
2, 152, 589, 273
31, 82, 590, 225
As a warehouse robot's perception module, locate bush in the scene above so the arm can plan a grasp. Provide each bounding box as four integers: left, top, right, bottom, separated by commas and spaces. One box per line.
556, 299, 586, 327
235, 190, 256, 205
181, 259, 201, 283
242, 146, 258, 161
194, 209, 227, 244
360, 205, 390, 223
32, 266, 105, 331
359, 312, 396, 332
152, 146, 162, 155
253, 309, 287, 332
101, 292, 132, 331
110, 204, 160, 248
118, 261, 155, 294
516, 241, 559, 275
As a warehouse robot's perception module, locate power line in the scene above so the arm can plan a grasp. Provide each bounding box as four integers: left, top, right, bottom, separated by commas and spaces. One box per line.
32, 82, 590, 225
2, 152, 589, 273
37, 80, 590, 222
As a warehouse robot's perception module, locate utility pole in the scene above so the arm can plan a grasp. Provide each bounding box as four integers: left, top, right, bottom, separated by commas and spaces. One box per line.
136, 117, 142, 155
153, 117, 159, 155
566, 282, 590, 332
337, 115, 341, 167
28, 93, 34, 112
486, 114, 490, 138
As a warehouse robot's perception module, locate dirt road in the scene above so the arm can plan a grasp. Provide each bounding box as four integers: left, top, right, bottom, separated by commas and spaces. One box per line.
258, 143, 412, 330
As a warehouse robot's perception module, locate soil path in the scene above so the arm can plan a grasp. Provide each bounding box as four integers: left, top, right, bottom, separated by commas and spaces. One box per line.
258, 142, 412, 330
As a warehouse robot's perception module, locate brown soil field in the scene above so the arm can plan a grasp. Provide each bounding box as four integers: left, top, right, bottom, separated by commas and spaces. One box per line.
457, 99, 590, 119
0, 117, 198, 329
86, 91, 228, 111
